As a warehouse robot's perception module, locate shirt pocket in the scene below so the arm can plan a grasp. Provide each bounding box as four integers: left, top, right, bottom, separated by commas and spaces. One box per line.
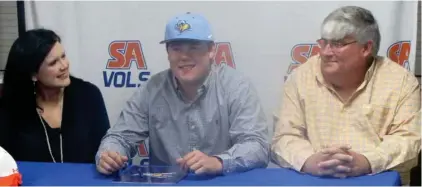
203, 110, 222, 143
150, 106, 171, 130
355, 104, 391, 140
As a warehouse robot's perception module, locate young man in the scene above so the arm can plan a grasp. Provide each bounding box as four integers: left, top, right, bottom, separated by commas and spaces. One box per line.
271, 6, 421, 185
96, 12, 269, 176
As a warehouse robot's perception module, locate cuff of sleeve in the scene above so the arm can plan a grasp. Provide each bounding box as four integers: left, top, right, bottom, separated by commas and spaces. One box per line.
96, 143, 129, 165
95, 151, 102, 166
213, 153, 232, 175
361, 150, 388, 175
292, 149, 315, 172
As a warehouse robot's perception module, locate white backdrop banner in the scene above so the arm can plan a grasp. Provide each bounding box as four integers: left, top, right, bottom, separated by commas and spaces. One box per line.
24, 1, 419, 139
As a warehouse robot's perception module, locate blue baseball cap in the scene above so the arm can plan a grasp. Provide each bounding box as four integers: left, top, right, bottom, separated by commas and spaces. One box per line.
160, 12, 214, 44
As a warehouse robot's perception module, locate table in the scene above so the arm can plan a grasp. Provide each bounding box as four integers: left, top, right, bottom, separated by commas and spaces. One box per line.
17, 161, 401, 186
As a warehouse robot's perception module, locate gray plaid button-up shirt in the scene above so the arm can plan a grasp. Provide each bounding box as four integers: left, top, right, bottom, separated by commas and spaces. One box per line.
96, 63, 269, 174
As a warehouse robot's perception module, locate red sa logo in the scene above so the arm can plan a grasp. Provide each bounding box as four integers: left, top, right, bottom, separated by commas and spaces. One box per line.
387, 41, 411, 70
137, 141, 149, 166
214, 42, 236, 69
285, 43, 320, 81
138, 142, 149, 157
107, 40, 147, 69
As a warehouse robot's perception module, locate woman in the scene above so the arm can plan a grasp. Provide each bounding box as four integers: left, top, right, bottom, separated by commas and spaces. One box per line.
0, 28, 110, 163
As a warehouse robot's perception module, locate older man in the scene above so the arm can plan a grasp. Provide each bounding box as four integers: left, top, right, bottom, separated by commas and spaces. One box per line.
96, 12, 269, 176
271, 6, 421, 185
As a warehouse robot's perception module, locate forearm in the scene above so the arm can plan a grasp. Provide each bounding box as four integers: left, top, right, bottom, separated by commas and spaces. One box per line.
96, 135, 130, 165
215, 139, 269, 174
271, 135, 315, 171
95, 133, 147, 165
361, 133, 420, 174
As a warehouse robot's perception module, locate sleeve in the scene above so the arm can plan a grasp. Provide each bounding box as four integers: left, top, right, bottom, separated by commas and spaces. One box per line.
95, 84, 150, 165
270, 71, 316, 172
0, 106, 11, 151
88, 84, 111, 159
214, 76, 270, 174
361, 74, 421, 174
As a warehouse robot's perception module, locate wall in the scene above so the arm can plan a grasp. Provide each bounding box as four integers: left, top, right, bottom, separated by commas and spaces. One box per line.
0, 1, 19, 70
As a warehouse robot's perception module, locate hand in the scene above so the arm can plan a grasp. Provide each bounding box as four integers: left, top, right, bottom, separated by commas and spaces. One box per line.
176, 150, 223, 175
341, 150, 372, 177
302, 144, 353, 178
96, 151, 128, 175
317, 146, 372, 178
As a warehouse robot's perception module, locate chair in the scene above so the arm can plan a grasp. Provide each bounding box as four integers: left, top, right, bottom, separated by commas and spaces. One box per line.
410, 151, 421, 186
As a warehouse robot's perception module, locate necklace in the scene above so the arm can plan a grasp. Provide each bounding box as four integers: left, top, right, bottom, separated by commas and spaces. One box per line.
36, 109, 63, 163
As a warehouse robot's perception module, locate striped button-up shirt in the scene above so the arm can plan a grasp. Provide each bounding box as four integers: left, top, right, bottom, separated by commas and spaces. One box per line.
97, 63, 269, 174
271, 55, 421, 185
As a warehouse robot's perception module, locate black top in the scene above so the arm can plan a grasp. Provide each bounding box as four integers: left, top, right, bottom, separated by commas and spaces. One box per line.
0, 76, 110, 163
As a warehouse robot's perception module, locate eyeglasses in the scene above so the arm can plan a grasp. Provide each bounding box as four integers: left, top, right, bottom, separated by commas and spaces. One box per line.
316, 38, 357, 51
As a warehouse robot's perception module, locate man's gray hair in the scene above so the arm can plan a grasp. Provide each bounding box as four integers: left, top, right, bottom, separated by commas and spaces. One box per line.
321, 6, 381, 56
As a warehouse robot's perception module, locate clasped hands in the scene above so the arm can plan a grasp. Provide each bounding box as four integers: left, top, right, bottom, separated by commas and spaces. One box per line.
97, 150, 223, 175
301, 144, 372, 178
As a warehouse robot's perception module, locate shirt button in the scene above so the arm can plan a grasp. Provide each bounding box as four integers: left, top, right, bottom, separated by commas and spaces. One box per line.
191, 125, 195, 130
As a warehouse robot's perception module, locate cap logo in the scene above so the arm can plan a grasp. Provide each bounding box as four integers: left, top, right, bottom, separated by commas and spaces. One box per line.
175, 20, 191, 33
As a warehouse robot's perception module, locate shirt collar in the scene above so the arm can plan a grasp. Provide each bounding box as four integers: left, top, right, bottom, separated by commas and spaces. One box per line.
172, 63, 216, 98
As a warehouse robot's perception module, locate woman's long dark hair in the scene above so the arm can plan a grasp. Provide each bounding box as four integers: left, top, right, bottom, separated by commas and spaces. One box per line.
1, 28, 61, 120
